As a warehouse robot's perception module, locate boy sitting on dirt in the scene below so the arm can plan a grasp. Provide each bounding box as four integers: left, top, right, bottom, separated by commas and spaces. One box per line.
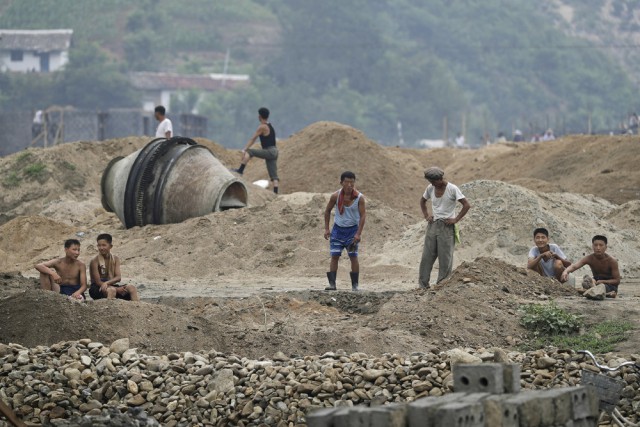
527, 227, 571, 282
35, 239, 87, 301
89, 234, 139, 301
323, 171, 366, 291
561, 235, 621, 298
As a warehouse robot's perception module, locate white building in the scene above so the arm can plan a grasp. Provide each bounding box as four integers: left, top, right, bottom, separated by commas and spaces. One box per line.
0, 29, 73, 73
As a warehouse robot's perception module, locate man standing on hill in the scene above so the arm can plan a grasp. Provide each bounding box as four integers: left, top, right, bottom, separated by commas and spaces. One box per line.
233, 107, 279, 194
418, 167, 471, 289
154, 105, 173, 139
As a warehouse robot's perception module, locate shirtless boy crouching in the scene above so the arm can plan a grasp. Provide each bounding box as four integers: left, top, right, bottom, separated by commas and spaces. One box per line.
561, 235, 621, 298
89, 234, 139, 301
35, 239, 87, 301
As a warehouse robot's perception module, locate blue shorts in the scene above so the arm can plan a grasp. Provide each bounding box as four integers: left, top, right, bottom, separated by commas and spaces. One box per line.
330, 224, 359, 257
60, 284, 84, 298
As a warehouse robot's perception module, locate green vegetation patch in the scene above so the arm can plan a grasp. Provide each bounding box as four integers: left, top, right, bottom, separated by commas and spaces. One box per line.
520, 302, 633, 353
2, 171, 22, 188
23, 162, 47, 179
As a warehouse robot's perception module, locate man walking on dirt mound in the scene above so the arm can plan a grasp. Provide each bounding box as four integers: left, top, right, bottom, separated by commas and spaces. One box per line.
418, 167, 471, 289
154, 105, 173, 139
233, 107, 279, 194
324, 171, 366, 291
561, 235, 621, 298
527, 227, 572, 282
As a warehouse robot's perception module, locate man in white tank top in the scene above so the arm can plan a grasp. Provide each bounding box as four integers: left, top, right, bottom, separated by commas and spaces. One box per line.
323, 171, 366, 291
419, 167, 471, 289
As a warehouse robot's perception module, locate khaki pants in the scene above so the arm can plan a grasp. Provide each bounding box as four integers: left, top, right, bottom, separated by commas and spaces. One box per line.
418, 220, 455, 288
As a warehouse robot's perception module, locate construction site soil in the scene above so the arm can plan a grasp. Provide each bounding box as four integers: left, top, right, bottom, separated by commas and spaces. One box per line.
1, 121, 639, 360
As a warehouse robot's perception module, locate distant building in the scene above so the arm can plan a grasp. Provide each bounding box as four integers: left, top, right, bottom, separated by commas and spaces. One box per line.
0, 29, 73, 73
129, 72, 251, 112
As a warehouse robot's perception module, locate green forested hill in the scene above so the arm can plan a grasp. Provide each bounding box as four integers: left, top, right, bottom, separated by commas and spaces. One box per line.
1, 0, 638, 146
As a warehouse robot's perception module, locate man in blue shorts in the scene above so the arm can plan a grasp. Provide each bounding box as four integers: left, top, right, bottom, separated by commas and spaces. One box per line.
323, 171, 366, 291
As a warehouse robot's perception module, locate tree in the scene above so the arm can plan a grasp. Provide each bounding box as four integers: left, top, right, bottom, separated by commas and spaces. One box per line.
55, 42, 138, 109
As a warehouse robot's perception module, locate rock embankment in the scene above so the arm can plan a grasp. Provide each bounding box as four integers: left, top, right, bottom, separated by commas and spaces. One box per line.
1, 340, 639, 426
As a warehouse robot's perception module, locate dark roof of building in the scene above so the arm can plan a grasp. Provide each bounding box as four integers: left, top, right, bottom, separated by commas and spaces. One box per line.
0, 29, 73, 52
129, 72, 250, 91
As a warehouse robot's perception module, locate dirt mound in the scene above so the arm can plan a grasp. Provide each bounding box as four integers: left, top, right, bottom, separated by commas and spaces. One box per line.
0, 287, 227, 354
0, 216, 78, 271
606, 199, 640, 230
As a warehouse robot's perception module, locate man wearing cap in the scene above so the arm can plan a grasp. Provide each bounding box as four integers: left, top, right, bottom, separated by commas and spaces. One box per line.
419, 167, 471, 289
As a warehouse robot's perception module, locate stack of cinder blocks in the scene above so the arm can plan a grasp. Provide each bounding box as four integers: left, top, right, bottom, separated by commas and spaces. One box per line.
307, 363, 600, 427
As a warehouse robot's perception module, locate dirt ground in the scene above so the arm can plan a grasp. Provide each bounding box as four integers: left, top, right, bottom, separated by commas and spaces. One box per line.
0, 122, 639, 358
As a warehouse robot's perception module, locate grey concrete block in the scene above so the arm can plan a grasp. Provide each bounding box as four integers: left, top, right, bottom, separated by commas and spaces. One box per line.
453, 364, 504, 394
333, 407, 360, 427
307, 406, 340, 427
407, 393, 469, 427
481, 395, 519, 427
433, 401, 484, 427
568, 417, 598, 427
504, 391, 543, 427
569, 386, 599, 420
502, 364, 521, 394
536, 388, 573, 424
369, 404, 408, 427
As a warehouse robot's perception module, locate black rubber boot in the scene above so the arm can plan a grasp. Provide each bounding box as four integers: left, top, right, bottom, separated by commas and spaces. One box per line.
325, 272, 337, 290
350, 272, 359, 292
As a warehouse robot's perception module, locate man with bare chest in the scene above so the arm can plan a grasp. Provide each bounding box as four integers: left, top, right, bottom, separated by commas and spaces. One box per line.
561, 235, 621, 298
418, 167, 471, 289
35, 239, 87, 300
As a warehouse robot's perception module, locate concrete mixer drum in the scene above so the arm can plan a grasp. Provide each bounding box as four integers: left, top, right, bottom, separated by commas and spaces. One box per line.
101, 137, 248, 228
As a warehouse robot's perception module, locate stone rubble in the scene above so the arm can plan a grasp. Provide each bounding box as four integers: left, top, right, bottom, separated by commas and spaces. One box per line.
0, 340, 639, 426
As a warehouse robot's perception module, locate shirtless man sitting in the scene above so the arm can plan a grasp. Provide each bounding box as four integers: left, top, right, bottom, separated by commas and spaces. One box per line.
35, 239, 87, 301
89, 233, 139, 301
561, 235, 621, 298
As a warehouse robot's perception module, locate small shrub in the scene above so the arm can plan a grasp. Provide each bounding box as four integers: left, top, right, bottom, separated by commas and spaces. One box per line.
16, 151, 33, 163
61, 161, 76, 171
520, 302, 582, 336
23, 162, 47, 179
2, 171, 22, 188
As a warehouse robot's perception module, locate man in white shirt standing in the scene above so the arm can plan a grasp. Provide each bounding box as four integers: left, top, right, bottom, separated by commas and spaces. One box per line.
418, 167, 471, 289
154, 105, 173, 139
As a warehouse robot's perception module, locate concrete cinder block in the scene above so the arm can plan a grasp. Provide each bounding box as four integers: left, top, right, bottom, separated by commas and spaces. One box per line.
502, 364, 521, 394
454, 364, 504, 394
369, 404, 408, 427
433, 401, 484, 427
536, 388, 573, 424
407, 393, 469, 427
569, 386, 599, 420
307, 407, 340, 427
481, 395, 519, 427
504, 391, 543, 427
333, 407, 361, 427
568, 417, 598, 427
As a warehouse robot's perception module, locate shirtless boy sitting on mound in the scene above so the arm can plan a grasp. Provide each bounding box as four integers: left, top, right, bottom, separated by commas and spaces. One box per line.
89, 234, 139, 301
561, 235, 621, 298
35, 239, 87, 301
